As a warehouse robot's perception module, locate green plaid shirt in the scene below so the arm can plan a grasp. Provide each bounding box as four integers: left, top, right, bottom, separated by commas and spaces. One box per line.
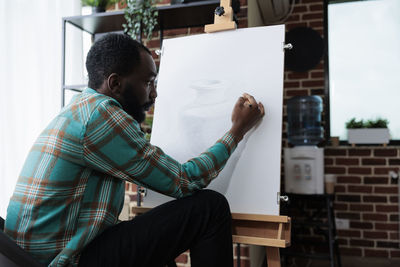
5, 88, 237, 266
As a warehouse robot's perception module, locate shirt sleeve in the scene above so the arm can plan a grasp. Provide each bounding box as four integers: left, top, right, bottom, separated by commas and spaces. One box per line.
83, 99, 238, 198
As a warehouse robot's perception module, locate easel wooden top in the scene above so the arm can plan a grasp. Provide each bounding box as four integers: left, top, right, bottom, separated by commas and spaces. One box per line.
203, 1, 291, 266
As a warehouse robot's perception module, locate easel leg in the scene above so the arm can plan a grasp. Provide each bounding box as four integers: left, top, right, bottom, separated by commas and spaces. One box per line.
266, 247, 281, 267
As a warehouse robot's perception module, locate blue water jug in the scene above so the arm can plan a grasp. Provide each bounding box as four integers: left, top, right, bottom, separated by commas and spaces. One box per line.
287, 96, 324, 146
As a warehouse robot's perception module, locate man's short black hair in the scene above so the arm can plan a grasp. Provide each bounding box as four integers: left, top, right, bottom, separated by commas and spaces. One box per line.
86, 33, 151, 89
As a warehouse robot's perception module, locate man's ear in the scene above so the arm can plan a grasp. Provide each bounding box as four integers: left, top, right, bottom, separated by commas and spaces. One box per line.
107, 73, 122, 95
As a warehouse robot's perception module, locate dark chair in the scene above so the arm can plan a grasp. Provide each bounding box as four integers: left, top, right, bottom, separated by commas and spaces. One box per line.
0, 217, 44, 267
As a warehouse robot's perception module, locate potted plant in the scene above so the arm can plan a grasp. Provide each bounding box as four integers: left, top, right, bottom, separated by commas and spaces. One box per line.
346, 117, 390, 145
82, 0, 119, 13
122, 0, 158, 42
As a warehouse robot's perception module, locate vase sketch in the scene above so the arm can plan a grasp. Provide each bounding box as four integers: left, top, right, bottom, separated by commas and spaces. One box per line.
179, 79, 246, 194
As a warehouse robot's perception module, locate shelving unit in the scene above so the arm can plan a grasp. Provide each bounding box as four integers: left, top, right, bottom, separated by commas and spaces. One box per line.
61, 0, 220, 106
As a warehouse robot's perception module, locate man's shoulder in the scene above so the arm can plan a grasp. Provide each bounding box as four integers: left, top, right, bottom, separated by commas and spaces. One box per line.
81, 88, 121, 110
64, 88, 122, 121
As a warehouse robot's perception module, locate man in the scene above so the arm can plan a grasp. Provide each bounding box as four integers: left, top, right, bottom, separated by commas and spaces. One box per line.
5, 33, 264, 267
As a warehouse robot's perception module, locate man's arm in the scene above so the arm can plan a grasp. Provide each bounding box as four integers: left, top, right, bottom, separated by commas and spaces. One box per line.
83, 94, 263, 198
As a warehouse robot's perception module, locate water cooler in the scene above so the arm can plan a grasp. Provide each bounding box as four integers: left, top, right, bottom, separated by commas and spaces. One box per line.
284, 96, 324, 194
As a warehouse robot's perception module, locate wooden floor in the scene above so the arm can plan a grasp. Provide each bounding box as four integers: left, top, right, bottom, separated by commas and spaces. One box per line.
294, 256, 400, 267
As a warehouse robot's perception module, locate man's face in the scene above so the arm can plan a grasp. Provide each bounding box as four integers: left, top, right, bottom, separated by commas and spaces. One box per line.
119, 50, 158, 123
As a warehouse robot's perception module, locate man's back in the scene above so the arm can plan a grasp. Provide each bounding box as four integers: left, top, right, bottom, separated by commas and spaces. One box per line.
5, 89, 126, 266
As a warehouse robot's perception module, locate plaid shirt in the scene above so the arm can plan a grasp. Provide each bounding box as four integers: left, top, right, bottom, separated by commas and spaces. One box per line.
5, 88, 237, 266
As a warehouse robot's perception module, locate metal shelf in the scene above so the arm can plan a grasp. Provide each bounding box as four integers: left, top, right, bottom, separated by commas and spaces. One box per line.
63, 1, 219, 35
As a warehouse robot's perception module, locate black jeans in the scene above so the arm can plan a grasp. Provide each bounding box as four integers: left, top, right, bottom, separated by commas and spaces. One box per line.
78, 189, 233, 267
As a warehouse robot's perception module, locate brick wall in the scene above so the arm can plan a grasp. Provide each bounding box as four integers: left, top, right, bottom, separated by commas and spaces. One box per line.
108, 0, 400, 264
326, 147, 400, 258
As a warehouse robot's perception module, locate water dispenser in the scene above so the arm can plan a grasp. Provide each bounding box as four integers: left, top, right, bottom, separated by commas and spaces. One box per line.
284, 96, 325, 194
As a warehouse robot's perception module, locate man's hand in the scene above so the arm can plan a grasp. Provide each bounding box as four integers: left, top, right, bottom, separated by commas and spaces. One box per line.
230, 93, 265, 141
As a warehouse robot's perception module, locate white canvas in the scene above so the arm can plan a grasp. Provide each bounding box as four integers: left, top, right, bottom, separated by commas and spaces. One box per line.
143, 25, 285, 215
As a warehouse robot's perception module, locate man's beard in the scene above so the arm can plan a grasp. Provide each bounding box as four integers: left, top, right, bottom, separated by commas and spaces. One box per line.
122, 90, 153, 124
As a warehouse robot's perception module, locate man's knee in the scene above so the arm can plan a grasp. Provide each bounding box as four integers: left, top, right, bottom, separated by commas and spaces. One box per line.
195, 189, 231, 215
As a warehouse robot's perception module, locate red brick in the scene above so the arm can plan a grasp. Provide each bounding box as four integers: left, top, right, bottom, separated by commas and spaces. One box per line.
362, 213, 387, 221
339, 247, 362, 256
336, 158, 359, 165
287, 14, 300, 22
364, 249, 388, 257
293, 5, 308, 13
377, 241, 399, 248
350, 221, 373, 229
363, 231, 388, 239
337, 176, 361, 184
389, 159, 400, 165
325, 149, 346, 156
325, 167, 346, 174
375, 167, 399, 175
237, 18, 248, 29
364, 177, 388, 184
284, 81, 300, 88
362, 158, 386, 165
234, 245, 249, 257
302, 13, 324, 20
334, 203, 348, 211
348, 185, 372, 193
337, 238, 348, 245
286, 89, 309, 96
164, 28, 188, 36
389, 232, 399, 240
311, 88, 324, 95
376, 205, 398, 212
374, 149, 398, 157
285, 22, 307, 30
310, 71, 324, 78
302, 80, 324, 87
234, 259, 250, 267
309, 21, 323, 28
350, 239, 374, 247
236, 7, 247, 18
375, 223, 398, 231
145, 38, 161, 49
374, 186, 398, 194
349, 149, 371, 156
334, 185, 346, 193
363, 195, 387, 203
287, 72, 309, 79
189, 26, 205, 34
336, 212, 360, 220
349, 167, 372, 175
390, 196, 398, 203
337, 230, 361, 238
391, 250, 400, 258
337, 194, 360, 202
324, 158, 334, 165
390, 214, 398, 222
350, 204, 373, 212
310, 4, 323, 11
302, 0, 324, 3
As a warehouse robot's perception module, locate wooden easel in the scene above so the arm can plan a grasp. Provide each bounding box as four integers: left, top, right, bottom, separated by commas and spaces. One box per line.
204, 1, 292, 266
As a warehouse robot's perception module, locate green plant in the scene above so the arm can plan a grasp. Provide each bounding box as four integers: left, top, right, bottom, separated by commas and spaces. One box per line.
81, 0, 118, 7
345, 117, 389, 129
365, 118, 389, 128
345, 118, 364, 129
123, 0, 158, 41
